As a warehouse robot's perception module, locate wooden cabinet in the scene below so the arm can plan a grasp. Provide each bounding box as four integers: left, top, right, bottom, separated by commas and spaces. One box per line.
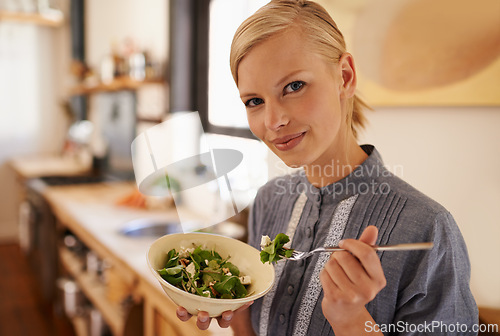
56, 224, 137, 336
58, 247, 129, 335
46, 183, 225, 336
56, 229, 215, 336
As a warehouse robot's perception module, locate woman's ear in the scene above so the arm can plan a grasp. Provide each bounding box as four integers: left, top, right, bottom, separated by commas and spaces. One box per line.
338, 53, 357, 99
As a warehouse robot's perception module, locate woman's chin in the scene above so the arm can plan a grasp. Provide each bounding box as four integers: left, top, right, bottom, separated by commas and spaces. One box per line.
276, 154, 308, 169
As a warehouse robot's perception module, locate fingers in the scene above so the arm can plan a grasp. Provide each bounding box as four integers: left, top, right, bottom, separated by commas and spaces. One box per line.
177, 307, 211, 330
322, 254, 368, 300
196, 311, 211, 330
178, 302, 255, 330
176, 306, 192, 322
320, 226, 386, 305
216, 310, 234, 328
340, 242, 382, 280
339, 226, 384, 282
331, 251, 372, 287
358, 225, 378, 246
326, 253, 382, 304
320, 257, 342, 298
216, 301, 254, 328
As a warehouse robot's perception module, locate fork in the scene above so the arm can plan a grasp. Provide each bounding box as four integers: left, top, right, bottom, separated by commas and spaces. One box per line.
287, 242, 434, 261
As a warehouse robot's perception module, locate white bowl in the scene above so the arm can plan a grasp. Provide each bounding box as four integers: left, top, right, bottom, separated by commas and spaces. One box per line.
147, 232, 275, 317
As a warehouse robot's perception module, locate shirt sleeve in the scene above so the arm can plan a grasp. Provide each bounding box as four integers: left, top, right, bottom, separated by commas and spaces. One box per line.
392, 211, 478, 336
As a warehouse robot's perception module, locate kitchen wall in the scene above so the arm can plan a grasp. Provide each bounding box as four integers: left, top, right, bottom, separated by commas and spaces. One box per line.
0, 1, 72, 241
84, 0, 168, 74
0, 0, 168, 241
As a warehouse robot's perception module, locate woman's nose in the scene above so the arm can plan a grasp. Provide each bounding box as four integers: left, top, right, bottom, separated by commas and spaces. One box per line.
264, 102, 289, 131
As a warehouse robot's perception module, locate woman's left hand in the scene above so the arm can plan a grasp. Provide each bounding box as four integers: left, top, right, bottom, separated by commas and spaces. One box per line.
319, 225, 386, 334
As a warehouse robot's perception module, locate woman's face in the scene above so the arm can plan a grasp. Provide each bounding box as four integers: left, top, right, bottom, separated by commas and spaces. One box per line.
237, 29, 351, 169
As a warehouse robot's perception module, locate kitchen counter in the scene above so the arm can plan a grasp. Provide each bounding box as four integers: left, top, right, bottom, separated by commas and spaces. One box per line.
41, 181, 233, 336
42, 182, 166, 287
9, 154, 91, 179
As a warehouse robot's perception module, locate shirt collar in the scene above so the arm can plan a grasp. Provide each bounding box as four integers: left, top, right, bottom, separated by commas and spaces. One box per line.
295, 145, 386, 205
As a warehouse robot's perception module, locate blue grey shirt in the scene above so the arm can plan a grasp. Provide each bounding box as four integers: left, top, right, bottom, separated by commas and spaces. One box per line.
248, 145, 478, 336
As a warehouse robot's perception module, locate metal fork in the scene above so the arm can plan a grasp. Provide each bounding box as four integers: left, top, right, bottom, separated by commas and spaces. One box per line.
287, 242, 434, 261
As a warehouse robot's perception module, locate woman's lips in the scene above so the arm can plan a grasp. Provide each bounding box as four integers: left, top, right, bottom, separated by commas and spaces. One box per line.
271, 132, 306, 151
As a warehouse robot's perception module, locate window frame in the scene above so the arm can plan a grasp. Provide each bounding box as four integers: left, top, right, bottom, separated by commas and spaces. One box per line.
195, 0, 257, 140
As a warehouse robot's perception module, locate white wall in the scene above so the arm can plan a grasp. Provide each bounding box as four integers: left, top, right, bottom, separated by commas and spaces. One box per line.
358, 106, 500, 308
0, 24, 68, 158
85, 0, 168, 71
0, 2, 72, 241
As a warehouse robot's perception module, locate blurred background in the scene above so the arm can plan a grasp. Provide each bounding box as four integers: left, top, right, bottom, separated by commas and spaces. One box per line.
0, 0, 499, 335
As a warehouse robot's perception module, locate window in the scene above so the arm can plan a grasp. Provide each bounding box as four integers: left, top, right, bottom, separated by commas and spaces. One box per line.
205, 0, 268, 138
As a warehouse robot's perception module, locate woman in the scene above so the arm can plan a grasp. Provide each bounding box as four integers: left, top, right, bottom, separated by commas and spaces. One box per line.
177, 1, 478, 335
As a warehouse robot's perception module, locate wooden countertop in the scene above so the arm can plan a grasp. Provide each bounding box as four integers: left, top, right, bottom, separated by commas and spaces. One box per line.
9, 154, 91, 180
42, 181, 233, 336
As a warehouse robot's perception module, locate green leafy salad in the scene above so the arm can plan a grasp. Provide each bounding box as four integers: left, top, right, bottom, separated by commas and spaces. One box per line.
260, 233, 294, 264
157, 245, 251, 299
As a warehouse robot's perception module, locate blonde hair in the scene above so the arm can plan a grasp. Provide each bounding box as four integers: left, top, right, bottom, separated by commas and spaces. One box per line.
230, 0, 369, 138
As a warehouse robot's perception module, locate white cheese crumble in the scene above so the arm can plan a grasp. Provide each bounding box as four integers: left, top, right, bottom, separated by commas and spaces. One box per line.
260, 235, 272, 249
178, 247, 195, 258
239, 275, 252, 285
185, 262, 196, 277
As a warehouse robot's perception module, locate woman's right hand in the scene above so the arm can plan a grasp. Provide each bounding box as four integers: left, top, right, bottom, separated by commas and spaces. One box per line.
176, 301, 254, 331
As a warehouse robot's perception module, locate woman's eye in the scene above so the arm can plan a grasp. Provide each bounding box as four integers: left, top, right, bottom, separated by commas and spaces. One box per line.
284, 81, 304, 94
245, 97, 264, 107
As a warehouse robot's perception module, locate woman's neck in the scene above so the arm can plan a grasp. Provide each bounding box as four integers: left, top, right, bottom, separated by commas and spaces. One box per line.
304, 138, 368, 188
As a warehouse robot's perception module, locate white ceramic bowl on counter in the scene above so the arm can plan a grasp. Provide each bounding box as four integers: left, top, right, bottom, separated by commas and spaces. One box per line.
147, 232, 275, 317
